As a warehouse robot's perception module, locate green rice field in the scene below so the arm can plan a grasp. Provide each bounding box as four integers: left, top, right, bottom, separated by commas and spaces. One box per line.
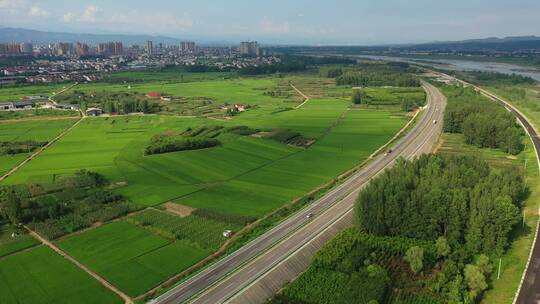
0, 119, 76, 175
0, 245, 122, 304
0, 74, 417, 300
57, 221, 209, 297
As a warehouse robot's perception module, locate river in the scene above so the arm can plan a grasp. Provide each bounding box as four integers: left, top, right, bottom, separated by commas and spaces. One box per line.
358, 55, 540, 82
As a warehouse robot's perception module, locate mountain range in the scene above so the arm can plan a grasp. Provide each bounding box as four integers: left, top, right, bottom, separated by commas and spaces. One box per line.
1, 27, 540, 50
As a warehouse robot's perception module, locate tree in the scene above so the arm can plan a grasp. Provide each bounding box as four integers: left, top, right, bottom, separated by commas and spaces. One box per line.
2, 189, 22, 225
352, 89, 365, 105
405, 246, 424, 273
436, 237, 451, 258
464, 264, 488, 301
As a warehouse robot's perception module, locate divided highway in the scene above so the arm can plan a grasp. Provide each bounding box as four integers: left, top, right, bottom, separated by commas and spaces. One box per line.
150, 82, 447, 304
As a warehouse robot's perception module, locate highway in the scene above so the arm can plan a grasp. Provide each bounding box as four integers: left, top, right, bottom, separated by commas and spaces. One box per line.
150, 82, 447, 304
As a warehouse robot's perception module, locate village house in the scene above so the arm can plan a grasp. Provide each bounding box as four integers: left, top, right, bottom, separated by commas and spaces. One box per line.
13, 101, 34, 109
0, 102, 14, 110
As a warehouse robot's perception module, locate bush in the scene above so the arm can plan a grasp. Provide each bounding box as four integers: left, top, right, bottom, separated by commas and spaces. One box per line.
226, 125, 260, 136
145, 137, 221, 155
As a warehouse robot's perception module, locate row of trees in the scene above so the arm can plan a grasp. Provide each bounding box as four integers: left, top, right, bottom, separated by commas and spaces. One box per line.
357, 154, 523, 255
0, 140, 46, 155
349, 154, 526, 302
336, 71, 420, 87
145, 132, 221, 155
443, 86, 524, 154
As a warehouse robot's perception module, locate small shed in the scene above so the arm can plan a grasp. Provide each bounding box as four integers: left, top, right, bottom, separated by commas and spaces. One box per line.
0, 102, 14, 110
146, 92, 161, 98
86, 107, 103, 116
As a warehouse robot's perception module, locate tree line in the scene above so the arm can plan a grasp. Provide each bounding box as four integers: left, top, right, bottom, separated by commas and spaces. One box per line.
336, 71, 420, 87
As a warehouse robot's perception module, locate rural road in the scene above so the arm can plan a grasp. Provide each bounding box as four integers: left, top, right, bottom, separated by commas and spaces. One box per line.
150, 82, 446, 304
290, 83, 310, 108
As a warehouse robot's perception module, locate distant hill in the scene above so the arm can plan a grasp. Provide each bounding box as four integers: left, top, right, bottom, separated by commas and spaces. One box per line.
408, 36, 540, 51
0, 27, 185, 45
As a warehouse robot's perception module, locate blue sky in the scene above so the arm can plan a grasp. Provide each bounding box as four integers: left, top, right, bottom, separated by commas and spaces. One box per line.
1, 0, 539, 44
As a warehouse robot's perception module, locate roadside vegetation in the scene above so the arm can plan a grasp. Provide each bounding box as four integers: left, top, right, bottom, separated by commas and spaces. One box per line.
442, 86, 524, 154
271, 81, 532, 304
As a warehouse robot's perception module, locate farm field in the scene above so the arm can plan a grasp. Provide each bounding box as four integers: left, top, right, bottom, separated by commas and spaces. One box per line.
57, 221, 209, 297
0, 83, 67, 102
2, 99, 406, 216
0, 119, 77, 175
0, 245, 122, 304
0, 72, 419, 301
0, 109, 79, 121
0, 225, 39, 257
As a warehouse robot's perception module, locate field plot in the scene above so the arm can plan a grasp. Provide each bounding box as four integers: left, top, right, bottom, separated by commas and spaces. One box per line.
58, 221, 209, 297
0, 245, 122, 304
175, 105, 407, 216
0, 119, 76, 175
3, 98, 406, 216
0, 83, 66, 102
0, 225, 39, 257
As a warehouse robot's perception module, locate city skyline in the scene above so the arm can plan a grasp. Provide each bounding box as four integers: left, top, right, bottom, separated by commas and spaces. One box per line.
1, 0, 540, 45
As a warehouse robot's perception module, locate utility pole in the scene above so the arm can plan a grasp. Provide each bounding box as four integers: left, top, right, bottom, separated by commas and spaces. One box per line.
497, 258, 502, 280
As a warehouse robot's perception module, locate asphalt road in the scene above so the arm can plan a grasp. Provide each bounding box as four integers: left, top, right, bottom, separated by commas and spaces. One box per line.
150, 82, 447, 304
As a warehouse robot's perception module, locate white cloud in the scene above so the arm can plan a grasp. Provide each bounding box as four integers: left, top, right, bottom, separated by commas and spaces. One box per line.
28, 6, 48, 17
62, 12, 74, 23
58, 7, 192, 33
77, 5, 100, 23
259, 18, 290, 34
107, 11, 193, 32
0, 0, 26, 9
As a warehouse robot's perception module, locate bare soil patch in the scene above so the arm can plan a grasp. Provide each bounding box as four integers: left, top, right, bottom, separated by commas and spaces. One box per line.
162, 202, 196, 217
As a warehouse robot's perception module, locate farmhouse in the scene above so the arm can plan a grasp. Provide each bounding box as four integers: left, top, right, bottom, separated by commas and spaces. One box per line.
0, 102, 14, 110
86, 107, 103, 116
146, 92, 161, 98
13, 101, 34, 109
22, 95, 48, 101
56, 104, 77, 110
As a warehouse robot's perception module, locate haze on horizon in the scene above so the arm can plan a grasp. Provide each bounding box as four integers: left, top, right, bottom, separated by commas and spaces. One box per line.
1, 0, 540, 45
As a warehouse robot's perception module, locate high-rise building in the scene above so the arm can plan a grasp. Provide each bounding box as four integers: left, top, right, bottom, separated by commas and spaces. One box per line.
97, 42, 124, 56
6, 43, 21, 54
180, 41, 196, 53
20, 42, 33, 53
55, 42, 74, 56
113, 42, 123, 55
147, 40, 153, 56
239, 41, 259, 56
76, 42, 90, 56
